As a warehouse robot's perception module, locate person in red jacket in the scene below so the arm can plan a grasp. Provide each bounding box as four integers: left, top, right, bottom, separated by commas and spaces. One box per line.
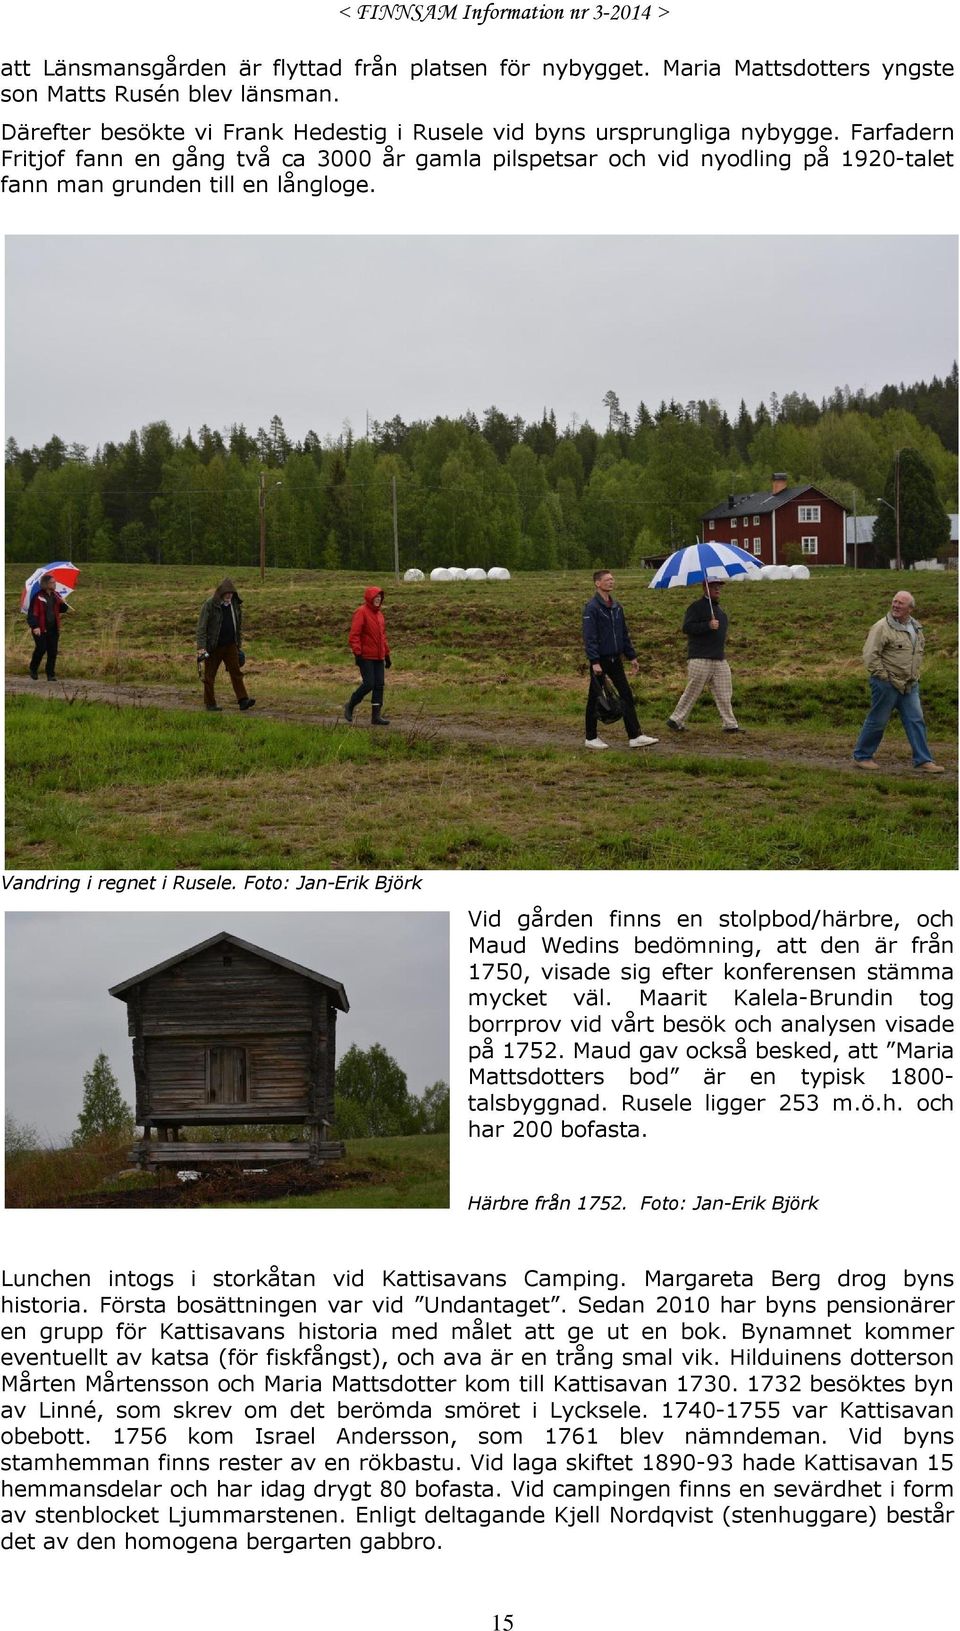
28, 573, 70, 681
344, 586, 392, 725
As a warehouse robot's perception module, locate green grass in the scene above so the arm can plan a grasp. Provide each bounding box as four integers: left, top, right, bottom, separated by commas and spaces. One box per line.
4, 1136, 146, 1207
226, 1134, 450, 1210
5, 1132, 449, 1209
6, 564, 957, 870
6, 697, 954, 869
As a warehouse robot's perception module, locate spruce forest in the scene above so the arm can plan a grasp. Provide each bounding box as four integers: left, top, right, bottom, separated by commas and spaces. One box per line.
5, 367, 957, 571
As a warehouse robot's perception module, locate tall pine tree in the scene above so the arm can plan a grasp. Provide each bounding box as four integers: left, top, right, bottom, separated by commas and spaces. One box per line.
72, 1054, 133, 1146
873, 449, 951, 567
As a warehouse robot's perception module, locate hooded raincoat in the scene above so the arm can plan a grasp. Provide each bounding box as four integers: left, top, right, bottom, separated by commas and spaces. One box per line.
349, 587, 390, 661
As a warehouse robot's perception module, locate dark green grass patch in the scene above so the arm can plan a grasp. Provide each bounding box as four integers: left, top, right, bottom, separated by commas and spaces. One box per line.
7, 694, 435, 796
258, 1177, 448, 1210
7, 698, 955, 870
212, 1134, 449, 1210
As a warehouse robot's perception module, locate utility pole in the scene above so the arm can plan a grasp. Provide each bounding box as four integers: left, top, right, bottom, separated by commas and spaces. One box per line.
258, 471, 266, 583
185, 490, 194, 565
258, 472, 282, 582
894, 449, 902, 571
392, 475, 400, 582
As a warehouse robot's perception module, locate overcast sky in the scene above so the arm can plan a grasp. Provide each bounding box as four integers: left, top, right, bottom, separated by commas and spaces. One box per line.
5, 237, 956, 450
5, 912, 448, 1144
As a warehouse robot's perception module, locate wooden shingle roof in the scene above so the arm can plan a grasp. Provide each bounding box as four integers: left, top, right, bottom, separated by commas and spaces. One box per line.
108, 931, 349, 1011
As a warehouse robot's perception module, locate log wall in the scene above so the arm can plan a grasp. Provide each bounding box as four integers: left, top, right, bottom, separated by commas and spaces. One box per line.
143, 1035, 313, 1114
117, 939, 345, 1165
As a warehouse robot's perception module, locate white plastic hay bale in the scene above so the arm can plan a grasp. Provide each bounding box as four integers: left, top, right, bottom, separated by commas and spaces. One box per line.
465, 567, 487, 581
760, 564, 791, 580
789, 564, 811, 580
430, 567, 453, 582
487, 566, 511, 581
447, 566, 467, 580
403, 567, 425, 582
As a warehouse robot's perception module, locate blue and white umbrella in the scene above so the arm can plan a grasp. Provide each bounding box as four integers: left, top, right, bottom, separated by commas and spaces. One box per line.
649, 540, 762, 589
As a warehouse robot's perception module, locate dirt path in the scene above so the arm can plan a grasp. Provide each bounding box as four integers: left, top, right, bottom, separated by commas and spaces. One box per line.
6, 675, 951, 778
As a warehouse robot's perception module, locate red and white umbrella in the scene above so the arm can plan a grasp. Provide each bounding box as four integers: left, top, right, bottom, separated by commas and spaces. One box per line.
20, 561, 80, 615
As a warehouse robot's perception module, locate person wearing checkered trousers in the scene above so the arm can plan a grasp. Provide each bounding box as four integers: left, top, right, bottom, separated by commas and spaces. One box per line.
667, 580, 742, 734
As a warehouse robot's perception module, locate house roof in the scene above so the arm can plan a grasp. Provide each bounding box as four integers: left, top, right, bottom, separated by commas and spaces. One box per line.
108, 931, 350, 1011
702, 484, 830, 521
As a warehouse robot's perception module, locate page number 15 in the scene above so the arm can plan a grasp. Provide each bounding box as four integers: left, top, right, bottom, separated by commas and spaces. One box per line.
494, 1617, 514, 1631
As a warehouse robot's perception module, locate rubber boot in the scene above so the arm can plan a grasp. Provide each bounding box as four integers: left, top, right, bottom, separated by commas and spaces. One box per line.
371, 704, 390, 726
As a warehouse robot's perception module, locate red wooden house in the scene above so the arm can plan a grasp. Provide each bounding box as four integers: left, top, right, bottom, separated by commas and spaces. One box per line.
702, 474, 847, 566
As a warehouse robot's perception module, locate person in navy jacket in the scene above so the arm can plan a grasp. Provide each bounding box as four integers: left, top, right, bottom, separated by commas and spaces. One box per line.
582, 570, 657, 750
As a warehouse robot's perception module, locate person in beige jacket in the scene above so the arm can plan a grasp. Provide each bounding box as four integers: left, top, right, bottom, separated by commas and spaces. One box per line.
853, 590, 943, 772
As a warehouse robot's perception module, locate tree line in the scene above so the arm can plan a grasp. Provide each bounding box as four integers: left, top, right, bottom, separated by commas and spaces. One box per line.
6, 366, 957, 572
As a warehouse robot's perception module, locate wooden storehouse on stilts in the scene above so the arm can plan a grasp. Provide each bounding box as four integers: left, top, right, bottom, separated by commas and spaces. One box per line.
109, 931, 349, 1169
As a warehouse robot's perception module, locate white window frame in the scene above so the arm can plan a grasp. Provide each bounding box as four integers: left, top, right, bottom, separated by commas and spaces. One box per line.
708, 518, 715, 530
753, 539, 762, 556
798, 505, 821, 522
731, 517, 738, 528
752, 514, 760, 524
801, 536, 818, 555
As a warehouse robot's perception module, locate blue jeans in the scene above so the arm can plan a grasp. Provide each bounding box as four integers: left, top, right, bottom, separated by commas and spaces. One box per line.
853, 678, 933, 767
348, 658, 385, 710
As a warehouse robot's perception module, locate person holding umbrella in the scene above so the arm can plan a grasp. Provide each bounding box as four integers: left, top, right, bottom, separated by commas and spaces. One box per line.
666, 579, 742, 734
650, 541, 760, 735
27, 571, 72, 681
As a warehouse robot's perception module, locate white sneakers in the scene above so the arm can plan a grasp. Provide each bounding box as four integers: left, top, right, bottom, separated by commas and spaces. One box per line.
628, 735, 659, 748
584, 737, 609, 749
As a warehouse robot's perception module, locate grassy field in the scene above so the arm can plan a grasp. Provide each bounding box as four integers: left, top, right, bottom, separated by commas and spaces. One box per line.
5, 563, 956, 870
230, 1134, 449, 1210
5, 1132, 449, 1209
3, 1134, 141, 1208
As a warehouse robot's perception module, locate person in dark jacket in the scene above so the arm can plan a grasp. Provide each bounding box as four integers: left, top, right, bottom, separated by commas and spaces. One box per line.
196, 578, 255, 713
582, 570, 657, 749
666, 580, 741, 733
28, 574, 70, 680
344, 586, 392, 725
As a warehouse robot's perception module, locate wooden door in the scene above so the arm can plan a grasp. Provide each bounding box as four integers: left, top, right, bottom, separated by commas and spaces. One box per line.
207, 1047, 247, 1104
